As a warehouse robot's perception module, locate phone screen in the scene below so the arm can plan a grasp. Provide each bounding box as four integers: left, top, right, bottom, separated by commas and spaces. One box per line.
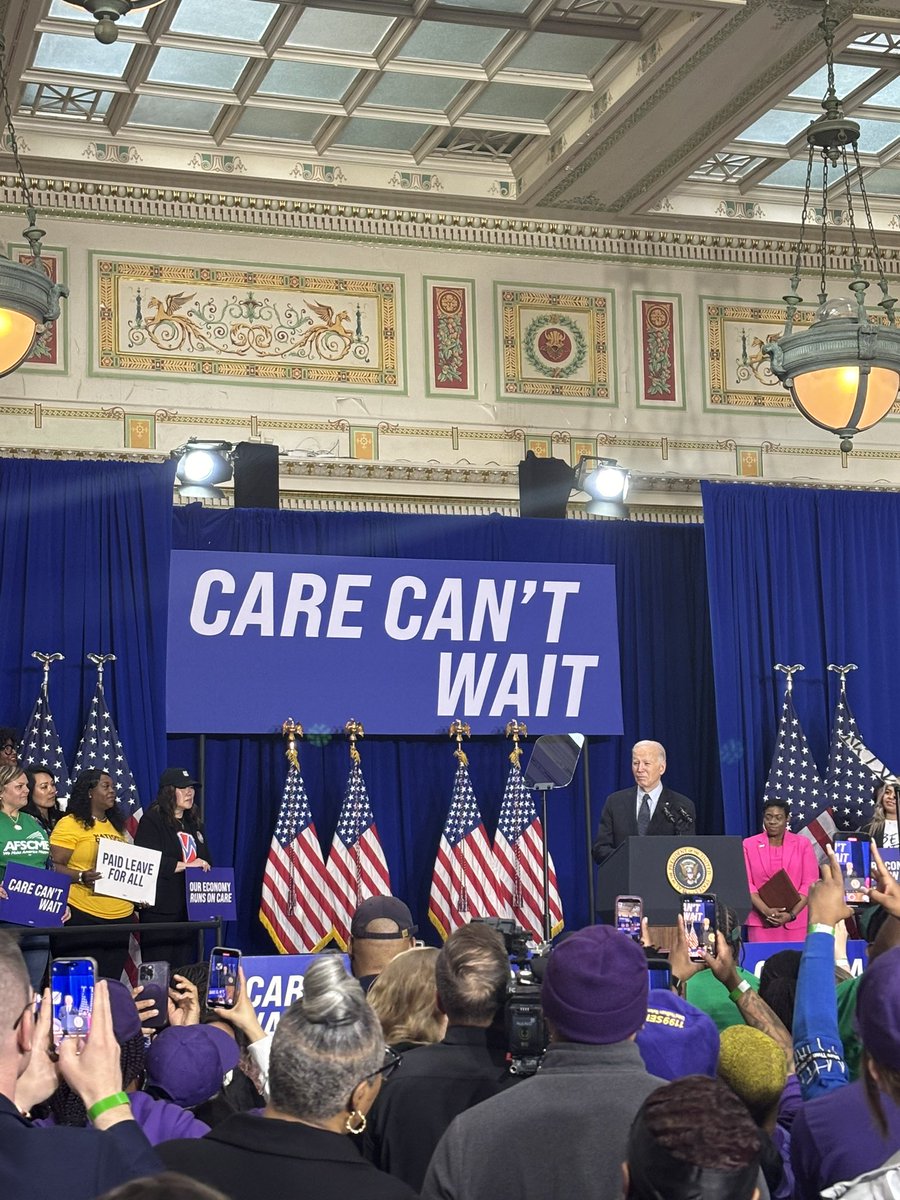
834, 836, 872, 904
50, 958, 95, 1048
648, 965, 672, 991
616, 896, 643, 941
682, 895, 717, 961
207, 947, 241, 1009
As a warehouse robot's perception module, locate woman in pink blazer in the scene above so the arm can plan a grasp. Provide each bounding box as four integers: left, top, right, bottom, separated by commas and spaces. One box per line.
743, 800, 820, 942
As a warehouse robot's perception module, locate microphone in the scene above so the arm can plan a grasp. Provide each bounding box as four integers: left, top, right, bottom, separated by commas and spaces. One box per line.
662, 803, 678, 826
676, 806, 693, 828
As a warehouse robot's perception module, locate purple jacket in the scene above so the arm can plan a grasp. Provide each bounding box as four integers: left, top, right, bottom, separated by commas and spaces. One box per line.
791, 1079, 900, 1200
36, 1090, 209, 1145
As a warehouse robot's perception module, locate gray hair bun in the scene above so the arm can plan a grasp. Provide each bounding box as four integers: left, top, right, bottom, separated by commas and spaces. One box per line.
301, 955, 366, 1025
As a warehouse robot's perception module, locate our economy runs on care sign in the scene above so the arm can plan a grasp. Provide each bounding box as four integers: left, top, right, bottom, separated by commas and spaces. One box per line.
166, 550, 623, 736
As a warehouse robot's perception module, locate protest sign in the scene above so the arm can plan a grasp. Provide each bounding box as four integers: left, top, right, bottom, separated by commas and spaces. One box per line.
185, 868, 237, 920
94, 841, 161, 905
244, 952, 350, 1033
0, 863, 69, 926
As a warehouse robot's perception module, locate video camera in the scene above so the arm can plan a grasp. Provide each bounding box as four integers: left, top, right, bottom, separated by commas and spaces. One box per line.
472, 916, 549, 1077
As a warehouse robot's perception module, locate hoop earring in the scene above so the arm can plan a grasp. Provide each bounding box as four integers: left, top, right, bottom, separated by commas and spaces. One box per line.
346, 1109, 367, 1135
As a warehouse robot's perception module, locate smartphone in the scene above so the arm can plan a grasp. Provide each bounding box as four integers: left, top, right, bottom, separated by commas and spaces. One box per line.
206, 946, 241, 1009
681, 894, 718, 961
615, 895, 643, 941
137, 960, 170, 1029
834, 834, 872, 904
50, 957, 95, 1049
647, 957, 672, 991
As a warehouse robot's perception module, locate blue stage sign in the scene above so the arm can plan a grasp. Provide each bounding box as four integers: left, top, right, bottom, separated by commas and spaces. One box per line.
185, 868, 237, 921
0, 864, 69, 927
244, 952, 350, 1032
167, 550, 622, 735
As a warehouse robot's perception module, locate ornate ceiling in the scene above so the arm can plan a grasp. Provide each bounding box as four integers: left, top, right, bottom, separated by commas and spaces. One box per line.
1, 0, 899, 237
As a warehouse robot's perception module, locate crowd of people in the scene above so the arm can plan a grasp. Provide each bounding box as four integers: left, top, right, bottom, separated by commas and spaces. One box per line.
2, 729, 900, 1199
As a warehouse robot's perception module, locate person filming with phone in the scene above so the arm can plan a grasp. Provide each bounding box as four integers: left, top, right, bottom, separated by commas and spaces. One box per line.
592, 740, 696, 864
0, 931, 162, 1197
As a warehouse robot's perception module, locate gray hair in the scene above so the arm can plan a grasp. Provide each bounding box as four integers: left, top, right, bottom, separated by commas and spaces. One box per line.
632, 740, 666, 764
268, 955, 383, 1120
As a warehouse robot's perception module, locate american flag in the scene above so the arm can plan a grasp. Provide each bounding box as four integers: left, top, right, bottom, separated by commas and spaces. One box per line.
72, 676, 143, 983
824, 687, 877, 827
798, 806, 838, 864
326, 762, 391, 950
763, 689, 825, 830
493, 762, 563, 941
429, 761, 504, 941
20, 687, 72, 808
260, 764, 335, 953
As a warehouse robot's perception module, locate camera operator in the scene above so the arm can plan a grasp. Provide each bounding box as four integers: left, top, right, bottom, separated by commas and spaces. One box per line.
364, 922, 516, 1192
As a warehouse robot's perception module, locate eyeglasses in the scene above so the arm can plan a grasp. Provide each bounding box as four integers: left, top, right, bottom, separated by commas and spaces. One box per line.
361, 1046, 402, 1085
12, 992, 38, 1031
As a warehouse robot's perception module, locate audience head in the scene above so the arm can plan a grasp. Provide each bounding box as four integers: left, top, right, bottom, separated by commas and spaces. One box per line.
541, 924, 647, 1045
348, 895, 417, 983
367, 946, 446, 1047
625, 1076, 762, 1200
637, 990, 719, 1081
146, 1024, 240, 1108
268, 955, 386, 1131
718, 1025, 788, 1127
68, 768, 126, 833
0, 931, 32, 1083
96, 1174, 229, 1200
434, 921, 509, 1027
758, 949, 801, 1033
0, 728, 18, 769
856, 944, 900, 1135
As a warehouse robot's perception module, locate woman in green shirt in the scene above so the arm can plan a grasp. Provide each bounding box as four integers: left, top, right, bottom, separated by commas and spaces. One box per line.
0, 762, 51, 987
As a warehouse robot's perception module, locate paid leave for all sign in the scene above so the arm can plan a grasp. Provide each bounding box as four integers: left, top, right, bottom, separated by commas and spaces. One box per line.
94, 841, 162, 905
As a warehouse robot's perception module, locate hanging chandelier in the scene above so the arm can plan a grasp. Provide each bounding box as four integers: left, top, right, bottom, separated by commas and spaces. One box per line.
63, 1, 168, 44
0, 37, 67, 378
763, 0, 900, 453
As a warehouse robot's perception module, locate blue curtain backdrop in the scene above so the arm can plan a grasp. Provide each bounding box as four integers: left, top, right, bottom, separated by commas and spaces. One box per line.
171, 505, 721, 953
0, 458, 176, 813
702, 481, 900, 837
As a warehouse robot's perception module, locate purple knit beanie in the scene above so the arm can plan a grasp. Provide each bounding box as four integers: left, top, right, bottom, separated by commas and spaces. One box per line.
857, 945, 900, 1070
541, 925, 648, 1044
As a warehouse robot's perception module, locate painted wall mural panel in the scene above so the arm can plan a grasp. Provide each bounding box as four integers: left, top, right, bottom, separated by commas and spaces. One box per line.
424, 277, 476, 398
703, 298, 816, 411
92, 254, 405, 391
12, 246, 66, 374
496, 283, 615, 405
634, 293, 683, 408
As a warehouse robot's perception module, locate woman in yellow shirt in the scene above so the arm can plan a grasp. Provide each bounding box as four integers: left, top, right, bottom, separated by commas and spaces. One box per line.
50, 768, 135, 980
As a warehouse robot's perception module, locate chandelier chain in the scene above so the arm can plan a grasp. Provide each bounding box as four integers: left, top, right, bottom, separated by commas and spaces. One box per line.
851, 142, 890, 301
839, 146, 862, 275
0, 38, 35, 220
819, 154, 829, 303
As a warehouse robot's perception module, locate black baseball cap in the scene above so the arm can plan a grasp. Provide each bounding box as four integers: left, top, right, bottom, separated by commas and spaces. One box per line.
350, 895, 417, 939
159, 767, 200, 789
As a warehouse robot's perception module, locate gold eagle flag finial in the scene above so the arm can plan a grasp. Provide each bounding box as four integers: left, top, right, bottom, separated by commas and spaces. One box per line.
345, 719, 364, 766
505, 719, 527, 768
449, 719, 471, 768
282, 718, 303, 771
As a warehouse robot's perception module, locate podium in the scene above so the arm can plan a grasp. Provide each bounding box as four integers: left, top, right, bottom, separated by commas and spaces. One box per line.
595, 836, 751, 927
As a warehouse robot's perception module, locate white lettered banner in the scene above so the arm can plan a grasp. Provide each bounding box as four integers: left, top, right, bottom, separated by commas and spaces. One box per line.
166, 550, 622, 735
94, 840, 162, 905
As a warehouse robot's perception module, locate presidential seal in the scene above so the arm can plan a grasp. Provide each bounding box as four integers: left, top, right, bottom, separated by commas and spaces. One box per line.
666, 846, 713, 894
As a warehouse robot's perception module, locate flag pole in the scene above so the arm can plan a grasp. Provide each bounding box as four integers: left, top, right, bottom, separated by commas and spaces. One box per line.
505, 720, 526, 911
344, 719, 365, 904
774, 662, 804, 693
449, 720, 471, 914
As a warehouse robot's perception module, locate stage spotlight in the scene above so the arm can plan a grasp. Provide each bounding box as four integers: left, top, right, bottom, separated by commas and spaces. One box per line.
173, 439, 233, 500
576, 456, 630, 518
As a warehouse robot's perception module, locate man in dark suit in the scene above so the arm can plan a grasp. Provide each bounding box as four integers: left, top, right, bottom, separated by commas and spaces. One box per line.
592, 739, 695, 864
